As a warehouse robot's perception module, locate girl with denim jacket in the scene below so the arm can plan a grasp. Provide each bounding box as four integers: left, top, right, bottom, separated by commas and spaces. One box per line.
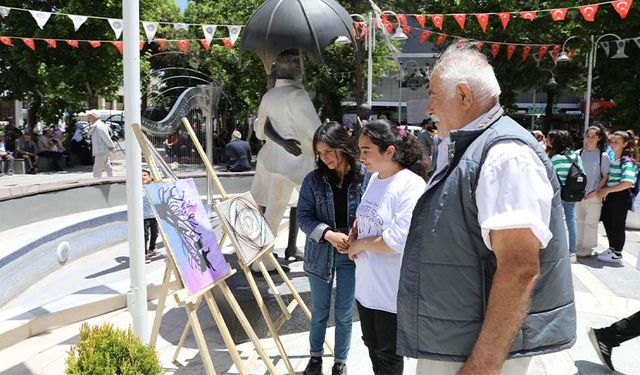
297, 122, 368, 375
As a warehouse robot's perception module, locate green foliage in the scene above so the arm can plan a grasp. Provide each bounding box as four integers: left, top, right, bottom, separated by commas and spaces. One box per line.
65, 322, 164, 375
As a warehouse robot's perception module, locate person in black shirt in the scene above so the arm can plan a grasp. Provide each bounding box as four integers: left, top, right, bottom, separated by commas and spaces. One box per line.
224, 130, 252, 172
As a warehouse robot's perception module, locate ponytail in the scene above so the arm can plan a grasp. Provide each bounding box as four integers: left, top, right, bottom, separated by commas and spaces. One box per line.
613, 130, 637, 159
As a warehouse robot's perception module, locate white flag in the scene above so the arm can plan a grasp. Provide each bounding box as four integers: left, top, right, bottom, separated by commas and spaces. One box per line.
68, 15, 88, 32
29, 10, 51, 29
202, 25, 217, 45
634, 37, 640, 50
108, 19, 123, 39
142, 21, 159, 43
228, 25, 242, 45
532, 54, 542, 67
174, 23, 188, 32
0, 6, 10, 18
600, 42, 610, 57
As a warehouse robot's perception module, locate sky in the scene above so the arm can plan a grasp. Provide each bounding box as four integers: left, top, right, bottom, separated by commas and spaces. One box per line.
175, 0, 187, 11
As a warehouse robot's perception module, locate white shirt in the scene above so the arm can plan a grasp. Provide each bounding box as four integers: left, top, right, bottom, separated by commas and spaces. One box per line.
90, 119, 115, 156
355, 169, 427, 313
432, 116, 553, 250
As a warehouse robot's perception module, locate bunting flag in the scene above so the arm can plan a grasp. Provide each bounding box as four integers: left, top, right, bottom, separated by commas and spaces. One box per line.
177, 39, 189, 54
453, 14, 466, 29
498, 12, 511, 29
156, 38, 167, 49
615, 40, 629, 58
415, 15, 426, 28
537, 45, 549, 60
21, 37, 35, 50
228, 25, 242, 45
139, 41, 145, 50
202, 25, 216, 45
45, 39, 57, 48
397, 14, 408, 27
29, 10, 51, 29
142, 21, 158, 43
491, 43, 501, 58
475, 13, 489, 32
551, 45, 561, 61
199, 39, 210, 52
520, 11, 537, 21
612, 0, 633, 19
69, 15, 88, 31
111, 41, 123, 55
402, 25, 413, 35
550, 8, 568, 21
579, 4, 599, 21
634, 37, 640, 49
88, 40, 101, 48
431, 14, 444, 30
66, 40, 79, 48
0, 6, 9, 18
601, 41, 611, 56
108, 19, 123, 39
506, 44, 516, 61
222, 38, 233, 49
522, 45, 532, 61
384, 21, 395, 35
532, 53, 543, 66
419, 30, 433, 44
435, 34, 447, 46
174, 23, 189, 32
1, 36, 13, 46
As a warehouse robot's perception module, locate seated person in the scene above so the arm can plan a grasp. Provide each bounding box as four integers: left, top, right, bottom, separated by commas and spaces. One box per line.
163, 131, 179, 162
224, 130, 252, 172
14, 132, 39, 174
37, 127, 64, 171
0, 131, 15, 176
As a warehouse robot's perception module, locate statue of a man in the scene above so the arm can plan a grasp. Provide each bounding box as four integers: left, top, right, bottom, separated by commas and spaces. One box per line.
251, 52, 320, 259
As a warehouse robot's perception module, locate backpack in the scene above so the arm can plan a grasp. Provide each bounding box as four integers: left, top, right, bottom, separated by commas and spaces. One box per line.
621, 156, 640, 201
559, 152, 587, 202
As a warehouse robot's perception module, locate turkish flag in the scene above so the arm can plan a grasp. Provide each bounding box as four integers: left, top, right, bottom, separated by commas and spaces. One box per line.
419, 31, 433, 44
415, 15, 426, 28
491, 43, 501, 59
88, 41, 101, 48
551, 45, 561, 62
397, 14, 408, 27
178, 40, 189, 54
612, 0, 633, 19
21, 38, 35, 51
475, 13, 489, 32
522, 45, 532, 61
155, 38, 167, 49
498, 12, 511, 29
199, 39, 210, 52
45, 39, 57, 48
111, 41, 123, 54
66, 40, 79, 48
520, 11, 537, 21
222, 38, 233, 49
507, 44, 516, 61
435, 34, 447, 47
579, 4, 599, 21
0, 37, 13, 46
384, 21, 395, 35
453, 14, 466, 29
431, 14, 444, 30
550, 8, 568, 21
402, 25, 413, 35
537, 45, 549, 61
139, 41, 145, 50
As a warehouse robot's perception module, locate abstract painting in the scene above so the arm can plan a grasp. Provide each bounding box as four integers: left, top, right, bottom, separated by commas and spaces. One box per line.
145, 178, 229, 294
215, 192, 275, 264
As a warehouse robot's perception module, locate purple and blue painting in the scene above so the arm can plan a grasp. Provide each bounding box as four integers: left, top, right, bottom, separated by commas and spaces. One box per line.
145, 178, 229, 294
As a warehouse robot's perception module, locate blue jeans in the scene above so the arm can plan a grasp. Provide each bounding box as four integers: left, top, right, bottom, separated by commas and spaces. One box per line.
307, 251, 355, 362
562, 201, 577, 254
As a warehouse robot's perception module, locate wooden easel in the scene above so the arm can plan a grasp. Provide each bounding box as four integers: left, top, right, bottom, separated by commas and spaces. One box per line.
132, 123, 278, 375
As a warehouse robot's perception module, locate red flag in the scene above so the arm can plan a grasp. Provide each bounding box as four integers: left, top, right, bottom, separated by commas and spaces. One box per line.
381, 14, 388, 26
397, 14, 408, 27
402, 25, 413, 35
0, 36, 13, 46
522, 45, 532, 61
199, 39, 210, 52
453, 14, 466, 29
222, 38, 233, 49
551, 45, 561, 62
475, 13, 489, 32
568, 48, 576, 58
177, 39, 189, 54
139, 41, 145, 50
66, 40, 79, 48
612, 0, 633, 19
435, 34, 447, 47
419, 30, 433, 44
506, 44, 516, 61
88, 41, 101, 48
537, 45, 549, 61
360, 27, 369, 40
490, 43, 501, 59
579, 4, 599, 21
475, 41, 484, 51
21, 38, 35, 51
384, 21, 395, 34
111, 41, 123, 54
520, 11, 537, 21
550, 8, 568, 21
430, 14, 444, 30
155, 38, 167, 49
498, 12, 511, 29
415, 15, 426, 28
44, 39, 57, 48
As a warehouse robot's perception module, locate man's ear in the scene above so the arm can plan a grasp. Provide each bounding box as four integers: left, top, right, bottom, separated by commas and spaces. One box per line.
456, 84, 474, 110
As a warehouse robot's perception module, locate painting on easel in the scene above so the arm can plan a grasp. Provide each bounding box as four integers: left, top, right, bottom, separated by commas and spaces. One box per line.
146, 178, 229, 294
215, 192, 275, 264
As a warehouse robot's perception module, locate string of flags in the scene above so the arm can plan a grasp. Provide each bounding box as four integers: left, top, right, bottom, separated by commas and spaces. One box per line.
0, 5, 242, 46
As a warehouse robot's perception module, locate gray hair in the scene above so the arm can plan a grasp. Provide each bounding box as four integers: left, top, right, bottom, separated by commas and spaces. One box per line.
430, 44, 501, 108
275, 54, 301, 80
231, 130, 242, 140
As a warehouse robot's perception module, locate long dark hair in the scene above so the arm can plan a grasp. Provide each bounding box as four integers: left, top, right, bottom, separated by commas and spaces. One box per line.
547, 130, 574, 156
584, 125, 609, 152
360, 120, 428, 180
612, 130, 637, 159
312, 121, 360, 179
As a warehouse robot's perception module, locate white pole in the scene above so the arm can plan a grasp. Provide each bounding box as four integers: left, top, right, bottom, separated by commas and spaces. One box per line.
584, 36, 594, 131
123, 0, 148, 342
367, 12, 373, 108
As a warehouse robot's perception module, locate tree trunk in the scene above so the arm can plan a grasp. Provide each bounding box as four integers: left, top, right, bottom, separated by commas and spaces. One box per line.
27, 95, 42, 132
543, 89, 555, 134
354, 42, 366, 106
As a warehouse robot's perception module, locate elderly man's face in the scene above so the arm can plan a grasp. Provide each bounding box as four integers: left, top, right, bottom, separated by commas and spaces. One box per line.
427, 74, 459, 137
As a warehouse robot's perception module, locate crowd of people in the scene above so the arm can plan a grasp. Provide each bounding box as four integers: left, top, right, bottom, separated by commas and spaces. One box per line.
0, 124, 73, 175
296, 44, 638, 375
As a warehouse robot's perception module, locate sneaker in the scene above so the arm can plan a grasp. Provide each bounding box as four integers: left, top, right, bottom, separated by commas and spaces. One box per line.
569, 253, 577, 264
597, 249, 623, 264
576, 247, 593, 258
589, 328, 615, 371
332, 362, 347, 375
303, 356, 322, 375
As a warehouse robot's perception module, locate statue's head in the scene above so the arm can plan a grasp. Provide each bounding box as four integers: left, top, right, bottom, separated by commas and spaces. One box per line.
274, 50, 302, 81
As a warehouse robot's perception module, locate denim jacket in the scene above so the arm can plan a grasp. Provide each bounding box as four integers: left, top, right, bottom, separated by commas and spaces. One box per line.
297, 165, 370, 283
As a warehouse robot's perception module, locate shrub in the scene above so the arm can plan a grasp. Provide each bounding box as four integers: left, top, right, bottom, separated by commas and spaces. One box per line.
65, 322, 164, 375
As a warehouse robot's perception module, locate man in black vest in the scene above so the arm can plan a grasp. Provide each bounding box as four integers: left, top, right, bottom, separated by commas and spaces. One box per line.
224, 130, 252, 172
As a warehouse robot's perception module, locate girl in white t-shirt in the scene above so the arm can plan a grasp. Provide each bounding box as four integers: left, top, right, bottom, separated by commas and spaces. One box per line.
343, 120, 427, 375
